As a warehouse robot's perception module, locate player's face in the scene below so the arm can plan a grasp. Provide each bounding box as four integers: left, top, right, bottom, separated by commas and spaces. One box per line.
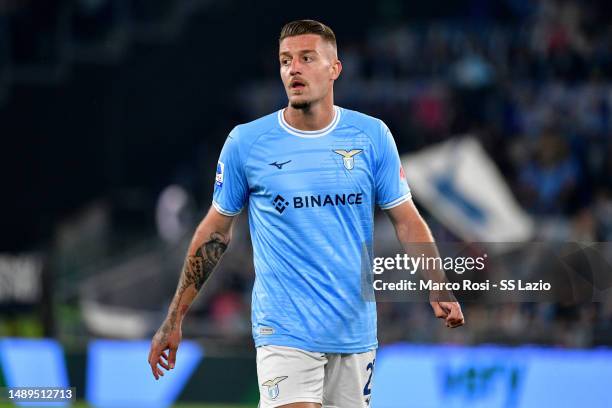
279, 34, 341, 109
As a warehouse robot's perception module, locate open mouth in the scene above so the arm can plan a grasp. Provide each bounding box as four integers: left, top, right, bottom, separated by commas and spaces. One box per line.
290, 80, 306, 90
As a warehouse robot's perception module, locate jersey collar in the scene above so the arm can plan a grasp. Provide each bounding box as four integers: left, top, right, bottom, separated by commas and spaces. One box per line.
278, 106, 341, 138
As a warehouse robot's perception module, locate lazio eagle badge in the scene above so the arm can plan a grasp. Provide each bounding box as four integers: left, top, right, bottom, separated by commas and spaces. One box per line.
262, 376, 288, 400
333, 149, 363, 170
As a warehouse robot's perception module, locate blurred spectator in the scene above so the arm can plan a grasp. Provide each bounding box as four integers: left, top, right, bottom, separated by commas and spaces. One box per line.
518, 129, 581, 214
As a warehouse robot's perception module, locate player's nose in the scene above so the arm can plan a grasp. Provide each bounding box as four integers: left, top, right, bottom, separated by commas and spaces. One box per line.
289, 59, 302, 75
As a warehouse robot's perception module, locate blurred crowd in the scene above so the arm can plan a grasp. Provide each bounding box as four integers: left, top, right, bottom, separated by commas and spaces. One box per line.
346, 0, 612, 241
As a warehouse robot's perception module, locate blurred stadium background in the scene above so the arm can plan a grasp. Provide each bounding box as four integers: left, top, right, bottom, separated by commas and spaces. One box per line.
1, 0, 612, 406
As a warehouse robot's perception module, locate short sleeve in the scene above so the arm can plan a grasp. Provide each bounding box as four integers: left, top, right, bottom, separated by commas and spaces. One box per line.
375, 122, 412, 209
212, 127, 248, 216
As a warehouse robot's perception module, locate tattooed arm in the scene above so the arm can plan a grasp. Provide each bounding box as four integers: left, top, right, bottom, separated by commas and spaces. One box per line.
148, 206, 235, 380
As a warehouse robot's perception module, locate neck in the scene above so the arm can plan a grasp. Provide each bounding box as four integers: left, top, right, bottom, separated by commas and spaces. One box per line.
284, 95, 335, 131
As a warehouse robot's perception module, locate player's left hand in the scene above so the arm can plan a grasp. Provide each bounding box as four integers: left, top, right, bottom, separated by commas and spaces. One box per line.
430, 301, 464, 328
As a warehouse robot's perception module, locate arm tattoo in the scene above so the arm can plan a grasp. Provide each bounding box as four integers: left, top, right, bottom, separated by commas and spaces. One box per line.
159, 232, 228, 336
183, 232, 228, 291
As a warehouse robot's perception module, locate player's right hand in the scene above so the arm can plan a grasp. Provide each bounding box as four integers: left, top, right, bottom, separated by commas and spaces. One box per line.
148, 321, 182, 380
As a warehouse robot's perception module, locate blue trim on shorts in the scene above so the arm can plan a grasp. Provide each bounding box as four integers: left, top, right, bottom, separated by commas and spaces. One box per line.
254, 335, 378, 354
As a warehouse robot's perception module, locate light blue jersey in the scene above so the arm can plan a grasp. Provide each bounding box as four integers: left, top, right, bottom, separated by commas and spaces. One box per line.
212, 106, 411, 353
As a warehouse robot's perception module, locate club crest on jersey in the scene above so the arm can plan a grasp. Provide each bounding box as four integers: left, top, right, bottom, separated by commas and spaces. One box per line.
215, 161, 224, 187
262, 376, 288, 400
333, 149, 363, 170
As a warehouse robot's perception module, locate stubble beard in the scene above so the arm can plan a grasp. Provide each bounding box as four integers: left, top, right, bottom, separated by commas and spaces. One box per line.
289, 99, 312, 111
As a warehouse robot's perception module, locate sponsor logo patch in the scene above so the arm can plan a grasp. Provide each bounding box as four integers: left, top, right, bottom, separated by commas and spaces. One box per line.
272, 195, 289, 214
272, 192, 364, 214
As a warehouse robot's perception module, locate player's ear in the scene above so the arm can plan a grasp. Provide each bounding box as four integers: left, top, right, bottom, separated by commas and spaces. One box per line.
331, 59, 342, 80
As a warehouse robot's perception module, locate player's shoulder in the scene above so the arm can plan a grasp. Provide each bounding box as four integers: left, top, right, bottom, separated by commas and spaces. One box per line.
339, 106, 389, 138
230, 110, 280, 143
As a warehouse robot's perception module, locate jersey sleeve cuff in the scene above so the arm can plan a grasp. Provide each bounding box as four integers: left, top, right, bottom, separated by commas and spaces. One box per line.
212, 200, 243, 216
378, 192, 412, 210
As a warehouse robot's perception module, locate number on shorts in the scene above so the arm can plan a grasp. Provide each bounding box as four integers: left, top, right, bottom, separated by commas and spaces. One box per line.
363, 359, 376, 396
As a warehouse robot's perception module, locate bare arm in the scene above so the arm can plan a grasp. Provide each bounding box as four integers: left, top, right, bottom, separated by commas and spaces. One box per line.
385, 199, 465, 328
148, 207, 235, 379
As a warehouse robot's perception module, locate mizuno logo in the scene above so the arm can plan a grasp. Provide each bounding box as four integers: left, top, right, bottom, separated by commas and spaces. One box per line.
333, 149, 363, 170
269, 160, 291, 169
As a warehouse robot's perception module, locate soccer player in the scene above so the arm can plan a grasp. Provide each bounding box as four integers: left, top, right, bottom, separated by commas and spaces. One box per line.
148, 19, 464, 407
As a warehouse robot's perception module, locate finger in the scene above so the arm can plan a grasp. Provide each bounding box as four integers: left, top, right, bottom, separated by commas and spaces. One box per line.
168, 347, 178, 369
447, 318, 464, 328
440, 302, 453, 314
150, 361, 159, 380
454, 315, 466, 327
148, 345, 158, 364
148, 352, 156, 378
148, 345, 166, 379
161, 351, 168, 361
430, 302, 448, 319
445, 304, 461, 324
148, 347, 161, 366
158, 357, 171, 370
445, 305, 464, 328
149, 343, 162, 361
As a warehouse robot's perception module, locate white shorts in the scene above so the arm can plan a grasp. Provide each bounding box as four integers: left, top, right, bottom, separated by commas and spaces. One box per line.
256, 345, 377, 408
